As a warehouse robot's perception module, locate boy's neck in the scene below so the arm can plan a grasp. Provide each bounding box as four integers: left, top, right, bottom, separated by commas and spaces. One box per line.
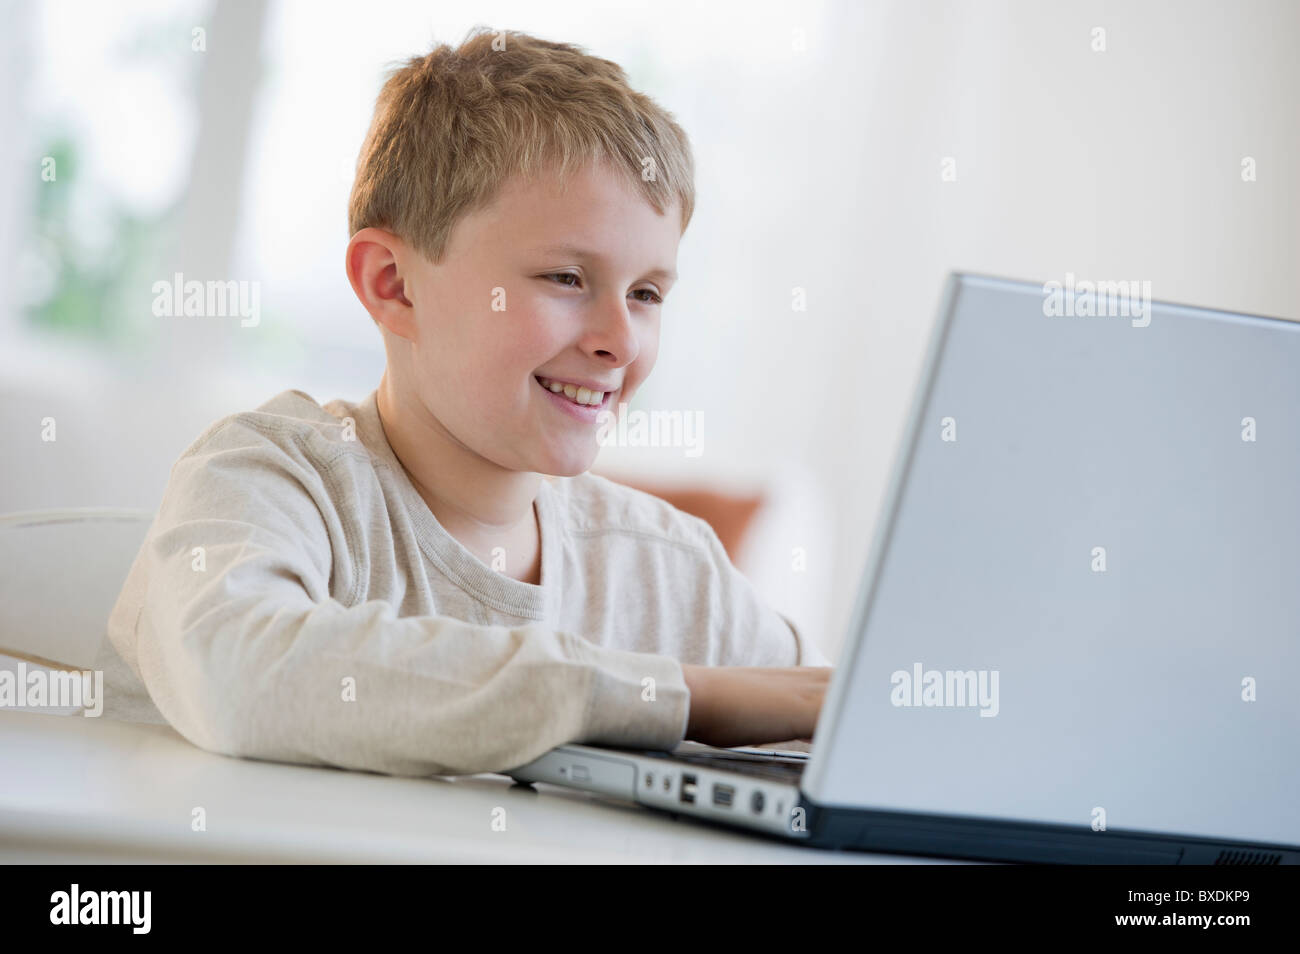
375, 377, 543, 584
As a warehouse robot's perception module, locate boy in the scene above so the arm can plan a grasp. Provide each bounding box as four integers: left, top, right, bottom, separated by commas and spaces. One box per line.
95, 27, 831, 777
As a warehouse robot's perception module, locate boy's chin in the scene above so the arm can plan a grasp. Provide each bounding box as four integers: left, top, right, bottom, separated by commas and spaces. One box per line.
533, 444, 599, 478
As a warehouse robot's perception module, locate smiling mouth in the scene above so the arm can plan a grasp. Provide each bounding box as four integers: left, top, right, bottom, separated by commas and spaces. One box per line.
535, 375, 611, 407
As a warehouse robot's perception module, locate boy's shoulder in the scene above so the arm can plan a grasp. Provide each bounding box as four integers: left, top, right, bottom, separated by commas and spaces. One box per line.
175, 389, 371, 466
545, 471, 717, 556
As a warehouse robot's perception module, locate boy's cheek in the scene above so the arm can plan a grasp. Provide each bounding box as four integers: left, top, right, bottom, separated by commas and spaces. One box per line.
510, 306, 557, 343
618, 377, 644, 407
623, 350, 658, 399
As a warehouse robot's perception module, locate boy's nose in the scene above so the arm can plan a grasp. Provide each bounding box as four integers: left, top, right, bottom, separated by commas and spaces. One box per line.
582, 297, 640, 366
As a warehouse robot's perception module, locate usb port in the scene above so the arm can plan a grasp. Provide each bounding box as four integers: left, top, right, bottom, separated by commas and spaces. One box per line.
712, 783, 735, 808
680, 772, 697, 804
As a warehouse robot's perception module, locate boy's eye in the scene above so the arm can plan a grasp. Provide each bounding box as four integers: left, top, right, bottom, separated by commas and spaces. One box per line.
543, 273, 662, 305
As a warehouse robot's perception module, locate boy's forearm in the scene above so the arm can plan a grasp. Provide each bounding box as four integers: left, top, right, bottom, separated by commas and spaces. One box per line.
138, 595, 689, 777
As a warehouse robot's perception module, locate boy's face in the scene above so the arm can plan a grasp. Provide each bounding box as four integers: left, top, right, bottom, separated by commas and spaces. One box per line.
400, 160, 681, 477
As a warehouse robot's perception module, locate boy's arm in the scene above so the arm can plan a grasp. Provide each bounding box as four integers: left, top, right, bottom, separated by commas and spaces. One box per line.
118, 425, 689, 777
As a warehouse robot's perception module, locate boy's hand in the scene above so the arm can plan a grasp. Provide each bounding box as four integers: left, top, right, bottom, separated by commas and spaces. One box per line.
679, 665, 831, 749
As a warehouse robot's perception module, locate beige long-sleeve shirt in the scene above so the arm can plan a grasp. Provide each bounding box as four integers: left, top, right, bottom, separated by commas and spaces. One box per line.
94, 388, 828, 777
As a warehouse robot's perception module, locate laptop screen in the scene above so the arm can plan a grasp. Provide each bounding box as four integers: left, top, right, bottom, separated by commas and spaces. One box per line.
806, 275, 1300, 848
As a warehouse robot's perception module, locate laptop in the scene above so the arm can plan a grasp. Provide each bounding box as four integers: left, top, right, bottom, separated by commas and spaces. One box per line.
506, 273, 1300, 864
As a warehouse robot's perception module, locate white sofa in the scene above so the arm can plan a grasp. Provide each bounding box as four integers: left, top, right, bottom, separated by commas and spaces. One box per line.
0, 508, 152, 713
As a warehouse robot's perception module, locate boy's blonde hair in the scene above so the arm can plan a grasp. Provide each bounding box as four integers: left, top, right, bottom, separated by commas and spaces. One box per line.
348, 26, 696, 263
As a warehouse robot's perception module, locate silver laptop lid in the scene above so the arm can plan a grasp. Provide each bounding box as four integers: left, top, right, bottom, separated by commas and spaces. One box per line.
803, 273, 1300, 847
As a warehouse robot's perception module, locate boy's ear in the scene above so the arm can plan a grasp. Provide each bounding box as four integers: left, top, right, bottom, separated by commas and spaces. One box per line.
345, 227, 416, 338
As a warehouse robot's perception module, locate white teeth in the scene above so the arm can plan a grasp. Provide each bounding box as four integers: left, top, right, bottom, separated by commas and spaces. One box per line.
539, 377, 606, 406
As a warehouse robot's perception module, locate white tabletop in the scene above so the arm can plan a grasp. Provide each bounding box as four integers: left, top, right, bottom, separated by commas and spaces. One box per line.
0, 711, 942, 863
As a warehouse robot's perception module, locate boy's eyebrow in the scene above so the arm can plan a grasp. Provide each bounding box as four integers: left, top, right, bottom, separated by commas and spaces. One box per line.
529, 243, 677, 283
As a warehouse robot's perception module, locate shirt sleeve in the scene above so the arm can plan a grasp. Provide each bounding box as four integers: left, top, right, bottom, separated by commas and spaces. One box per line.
693, 518, 832, 668
115, 420, 690, 777
778, 611, 832, 666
